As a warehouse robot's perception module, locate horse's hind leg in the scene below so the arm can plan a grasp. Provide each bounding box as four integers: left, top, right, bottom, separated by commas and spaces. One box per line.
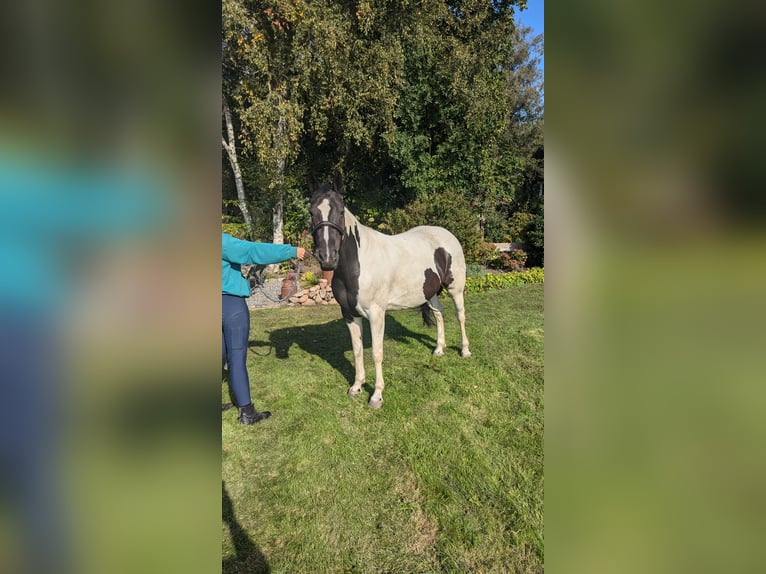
449, 287, 471, 357
346, 317, 366, 397
428, 295, 446, 356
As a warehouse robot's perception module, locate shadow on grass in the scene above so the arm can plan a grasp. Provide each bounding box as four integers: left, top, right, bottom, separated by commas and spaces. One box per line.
222, 482, 270, 573
257, 315, 436, 392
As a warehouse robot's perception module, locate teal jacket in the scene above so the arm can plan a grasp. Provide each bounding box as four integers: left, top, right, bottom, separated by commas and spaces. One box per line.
222, 233, 297, 297
0, 152, 166, 313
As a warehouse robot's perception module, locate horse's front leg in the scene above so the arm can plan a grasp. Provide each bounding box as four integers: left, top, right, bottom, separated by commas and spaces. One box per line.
346, 317, 366, 397
368, 307, 386, 409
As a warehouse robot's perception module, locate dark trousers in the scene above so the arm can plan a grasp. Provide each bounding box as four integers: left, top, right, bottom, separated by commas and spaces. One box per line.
222, 295, 252, 407
0, 316, 69, 574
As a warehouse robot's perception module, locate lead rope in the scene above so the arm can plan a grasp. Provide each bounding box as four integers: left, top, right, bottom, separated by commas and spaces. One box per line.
248, 258, 303, 303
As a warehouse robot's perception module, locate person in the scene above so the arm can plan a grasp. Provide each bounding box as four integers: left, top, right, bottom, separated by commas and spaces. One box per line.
222, 233, 305, 424
0, 148, 169, 573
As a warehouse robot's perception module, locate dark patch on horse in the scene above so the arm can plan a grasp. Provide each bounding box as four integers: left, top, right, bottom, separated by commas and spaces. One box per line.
333, 233, 362, 322
422, 247, 453, 300
434, 247, 454, 286
422, 268, 442, 300
354, 224, 361, 247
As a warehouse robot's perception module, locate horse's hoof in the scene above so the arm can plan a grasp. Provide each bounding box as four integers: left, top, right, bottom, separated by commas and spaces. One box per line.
348, 386, 362, 398
461, 349, 472, 358
368, 397, 383, 409
433, 348, 444, 357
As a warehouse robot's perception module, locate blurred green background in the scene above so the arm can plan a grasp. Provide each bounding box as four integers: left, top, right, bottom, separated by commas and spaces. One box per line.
547, 0, 766, 572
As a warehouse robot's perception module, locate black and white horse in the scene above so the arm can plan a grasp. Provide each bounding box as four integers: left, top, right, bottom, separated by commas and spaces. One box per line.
309, 179, 471, 409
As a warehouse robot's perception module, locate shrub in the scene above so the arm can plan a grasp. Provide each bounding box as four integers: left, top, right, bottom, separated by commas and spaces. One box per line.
478, 242, 501, 268
466, 263, 487, 278
523, 204, 544, 267
486, 248, 527, 272
222, 222, 250, 239
509, 248, 528, 272
464, 267, 544, 293
508, 212, 536, 243
301, 270, 319, 287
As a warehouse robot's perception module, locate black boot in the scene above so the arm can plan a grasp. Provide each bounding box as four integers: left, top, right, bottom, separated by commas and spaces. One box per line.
237, 403, 272, 425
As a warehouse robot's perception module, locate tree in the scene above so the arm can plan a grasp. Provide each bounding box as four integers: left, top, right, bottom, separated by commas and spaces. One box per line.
222, 0, 309, 244
222, 99, 254, 238
221, 1, 544, 260
385, 2, 541, 218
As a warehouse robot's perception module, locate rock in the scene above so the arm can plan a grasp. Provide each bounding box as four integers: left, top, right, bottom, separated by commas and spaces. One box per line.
298, 295, 309, 303
288, 296, 300, 303
304, 298, 317, 306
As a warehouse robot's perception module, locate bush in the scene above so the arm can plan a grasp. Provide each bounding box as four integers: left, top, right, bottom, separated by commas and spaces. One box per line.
486, 248, 528, 272
222, 222, 250, 239
523, 204, 544, 267
464, 267, 544, 293
301, 270, 319, 287
466, 263, 487, 278
477, 242, 501, 268
508, 212, 536, 243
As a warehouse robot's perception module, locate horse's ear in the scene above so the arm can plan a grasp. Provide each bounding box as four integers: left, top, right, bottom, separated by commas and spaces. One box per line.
333, 171, 344, 194
307, 173, 317, 195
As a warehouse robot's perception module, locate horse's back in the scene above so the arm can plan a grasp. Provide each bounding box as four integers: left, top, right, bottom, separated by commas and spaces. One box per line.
399, 226, 465, 260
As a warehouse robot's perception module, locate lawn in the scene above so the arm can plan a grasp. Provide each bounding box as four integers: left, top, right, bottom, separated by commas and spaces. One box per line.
222, 284, 544, 573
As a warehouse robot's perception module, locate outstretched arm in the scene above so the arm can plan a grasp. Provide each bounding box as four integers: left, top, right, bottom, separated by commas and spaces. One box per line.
222, 234, 299, 265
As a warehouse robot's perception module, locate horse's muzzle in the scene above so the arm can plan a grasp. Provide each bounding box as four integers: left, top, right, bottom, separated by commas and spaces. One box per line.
318, 261, 337, 272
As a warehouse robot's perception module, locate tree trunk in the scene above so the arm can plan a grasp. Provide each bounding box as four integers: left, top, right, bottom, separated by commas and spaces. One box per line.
271, 110, 287, 245
222, 99, 254, 239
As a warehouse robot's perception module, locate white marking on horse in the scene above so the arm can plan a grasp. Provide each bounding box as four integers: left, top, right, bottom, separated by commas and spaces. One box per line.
317, 198, 332, 263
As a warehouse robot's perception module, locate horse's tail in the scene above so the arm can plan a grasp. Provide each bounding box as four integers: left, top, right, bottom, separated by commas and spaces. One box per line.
420, 303, 434, 327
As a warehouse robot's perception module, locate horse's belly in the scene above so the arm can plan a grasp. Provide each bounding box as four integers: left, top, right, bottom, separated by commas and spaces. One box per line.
385, 300, 421, 311
357, 290, 426, 313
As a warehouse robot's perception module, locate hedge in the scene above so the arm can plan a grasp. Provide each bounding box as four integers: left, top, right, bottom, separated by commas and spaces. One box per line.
464, 267, 544, 294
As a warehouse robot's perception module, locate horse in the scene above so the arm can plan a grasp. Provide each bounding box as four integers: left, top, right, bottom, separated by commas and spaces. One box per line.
308, 178, 471, 409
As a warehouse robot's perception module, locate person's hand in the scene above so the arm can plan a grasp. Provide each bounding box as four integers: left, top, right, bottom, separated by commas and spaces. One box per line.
296, 247, 306, 260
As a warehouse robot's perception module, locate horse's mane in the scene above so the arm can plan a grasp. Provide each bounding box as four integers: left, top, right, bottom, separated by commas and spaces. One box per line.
343, 207, 361, 235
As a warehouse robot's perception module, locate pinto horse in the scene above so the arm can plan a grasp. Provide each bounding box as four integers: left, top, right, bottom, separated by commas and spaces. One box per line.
309, 179, 471, 409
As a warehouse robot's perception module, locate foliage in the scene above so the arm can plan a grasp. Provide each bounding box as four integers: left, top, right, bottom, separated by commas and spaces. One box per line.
508, 211, 537, 243
488, 248, 528, 271
300, 270, 319, 287
465, 263, 487, 278
222, 0, 543, 262
223, 285, 543, 573
464, 267, 544, 293
525, 201, 544, 267
383, 1, 542, 213
484, 245, 502, 269
221, 219, 249, 239
510, 248, 528, 266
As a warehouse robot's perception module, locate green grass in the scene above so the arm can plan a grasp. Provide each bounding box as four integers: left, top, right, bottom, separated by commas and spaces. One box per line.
223, 284, 543, 573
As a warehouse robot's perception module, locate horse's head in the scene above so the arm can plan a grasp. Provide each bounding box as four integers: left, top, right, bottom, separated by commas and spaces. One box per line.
308, 178, 345, 271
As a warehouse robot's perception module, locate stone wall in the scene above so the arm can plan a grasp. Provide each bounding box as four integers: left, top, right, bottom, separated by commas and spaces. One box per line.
287, 278, 337, 307
492, 242, 527, 252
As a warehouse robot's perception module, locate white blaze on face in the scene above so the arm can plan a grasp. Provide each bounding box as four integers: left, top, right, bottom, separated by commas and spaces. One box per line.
317, 198, 332, 263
